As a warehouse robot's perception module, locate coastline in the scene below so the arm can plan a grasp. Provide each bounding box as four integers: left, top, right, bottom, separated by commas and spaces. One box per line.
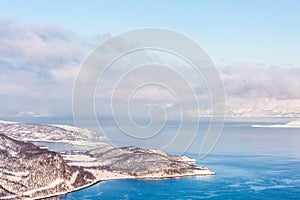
0, 120, 216, 200
34, 169, 215, 200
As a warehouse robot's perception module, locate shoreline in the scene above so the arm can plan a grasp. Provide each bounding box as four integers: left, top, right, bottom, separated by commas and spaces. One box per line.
0, 120, 216, 200
0, 169, 215, 200
36, 169, 215, 200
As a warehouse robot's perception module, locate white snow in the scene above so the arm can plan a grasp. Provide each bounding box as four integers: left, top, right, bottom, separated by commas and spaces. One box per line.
252, 119, 300, 128
61, 154, 103, 167
22, 178, 64, 196
50, 124, 105, 139
87, 169, 133, 181
178, 156, 197, 163
66, 171, 79, 188
0, 120, 18, 124
0, 170, 29, 182
286, 119, 300, 126
0, 120, 107, 147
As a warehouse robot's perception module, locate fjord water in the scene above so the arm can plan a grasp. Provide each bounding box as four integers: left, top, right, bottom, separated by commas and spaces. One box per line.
3, 117, 300, 199
63, 119, 300, 199
61, 154, 300, 200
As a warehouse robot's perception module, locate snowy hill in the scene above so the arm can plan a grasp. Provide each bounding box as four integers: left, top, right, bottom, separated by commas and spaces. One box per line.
0, 120, 105, 147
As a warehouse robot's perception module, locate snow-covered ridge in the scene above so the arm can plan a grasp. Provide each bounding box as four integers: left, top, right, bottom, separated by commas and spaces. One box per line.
62, 145, 215, 179
0, 120, 105, 146
50, 124, 103, 140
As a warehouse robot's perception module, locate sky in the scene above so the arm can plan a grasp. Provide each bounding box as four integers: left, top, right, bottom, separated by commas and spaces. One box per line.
1, 0, 300, 66
0, 1, 300, 118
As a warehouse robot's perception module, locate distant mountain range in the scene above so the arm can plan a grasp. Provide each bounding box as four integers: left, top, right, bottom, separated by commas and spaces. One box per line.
191, 98, 300, 118
225, 98, 300, 117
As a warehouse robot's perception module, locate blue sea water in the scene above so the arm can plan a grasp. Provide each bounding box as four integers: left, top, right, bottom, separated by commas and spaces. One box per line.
2, 117, 300, 199
62, 118, 300, 199
60, 154, 300, 200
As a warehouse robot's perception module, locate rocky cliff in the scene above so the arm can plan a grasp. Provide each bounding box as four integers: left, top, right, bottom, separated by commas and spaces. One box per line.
0, 133, 95, 199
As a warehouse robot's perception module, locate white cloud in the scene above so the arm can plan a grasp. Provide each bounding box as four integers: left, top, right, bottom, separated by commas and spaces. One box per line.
0, 19, 94, 116
220, 64, 300, 99
0, 18, 299, 118
0, 83, 27, 95
50, 64, 80, 81
0, 19, 86, 72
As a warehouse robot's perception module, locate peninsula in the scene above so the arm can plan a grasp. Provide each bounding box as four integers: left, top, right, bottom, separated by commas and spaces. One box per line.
0, 120, 215, 199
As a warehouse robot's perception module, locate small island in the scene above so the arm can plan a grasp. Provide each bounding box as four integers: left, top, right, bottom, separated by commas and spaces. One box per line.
0, 121, 215, 199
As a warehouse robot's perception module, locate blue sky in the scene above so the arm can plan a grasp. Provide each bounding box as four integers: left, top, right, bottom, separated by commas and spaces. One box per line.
0, 1, 300, 117
1, 0, 300, 66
